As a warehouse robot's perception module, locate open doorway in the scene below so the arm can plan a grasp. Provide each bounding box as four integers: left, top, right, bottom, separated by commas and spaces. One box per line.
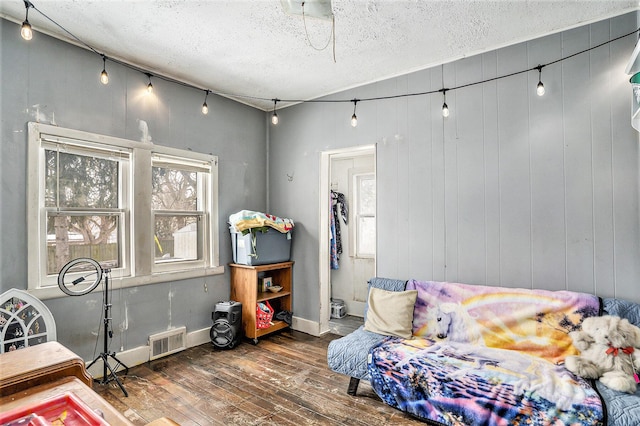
319, 145, 376, 335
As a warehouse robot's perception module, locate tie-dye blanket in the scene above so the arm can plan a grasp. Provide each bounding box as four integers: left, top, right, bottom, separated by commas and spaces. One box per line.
229, 210, 294, 233
367, 280, 604, 426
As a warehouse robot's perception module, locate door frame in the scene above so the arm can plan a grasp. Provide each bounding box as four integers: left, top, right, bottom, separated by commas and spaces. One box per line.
318, 144, 376, 334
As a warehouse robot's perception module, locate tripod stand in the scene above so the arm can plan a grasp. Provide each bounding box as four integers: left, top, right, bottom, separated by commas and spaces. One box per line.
85, 268, 129, 397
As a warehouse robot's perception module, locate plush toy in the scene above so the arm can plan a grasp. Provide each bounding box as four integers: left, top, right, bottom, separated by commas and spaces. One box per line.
565, 315, 640, 394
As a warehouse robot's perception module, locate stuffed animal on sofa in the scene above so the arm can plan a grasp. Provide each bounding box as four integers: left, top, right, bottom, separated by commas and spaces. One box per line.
565, 315, 640, 394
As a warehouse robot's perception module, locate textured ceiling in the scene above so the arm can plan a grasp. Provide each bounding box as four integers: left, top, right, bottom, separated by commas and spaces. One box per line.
1, 0, 637, 110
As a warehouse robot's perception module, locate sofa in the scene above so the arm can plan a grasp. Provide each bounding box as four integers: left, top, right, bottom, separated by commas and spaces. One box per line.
327, 277, 640, 426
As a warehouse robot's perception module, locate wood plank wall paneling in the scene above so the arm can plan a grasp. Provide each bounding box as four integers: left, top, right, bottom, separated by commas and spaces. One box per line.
528, 32, 565, 292
562, 25, 590, 295
457, 54, 487, 285
370, 13, 639, 301
497, 43, 532, 289
266, 12, 639, 323
407, 71, 433, 281
611, 16, 640, 298
482, 51, 501, 288
590, 19, 617, 299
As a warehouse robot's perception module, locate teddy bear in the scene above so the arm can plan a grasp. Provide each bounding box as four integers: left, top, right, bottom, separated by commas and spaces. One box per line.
565, 315, 640, 394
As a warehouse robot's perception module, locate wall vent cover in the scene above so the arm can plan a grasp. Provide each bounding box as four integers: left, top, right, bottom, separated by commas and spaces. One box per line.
149, 326, 187, 360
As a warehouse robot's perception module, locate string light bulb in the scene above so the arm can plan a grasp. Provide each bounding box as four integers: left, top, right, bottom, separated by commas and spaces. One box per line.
8, 0, 632, 127
21, 1, 33, 41
351, 99, 359, 127
100, 55, 109, 85
271, 99, 279, 125
536, 65, 545, 96
201, 90, 209, 115
441, 90, 450, 118
146, 74, 153, 93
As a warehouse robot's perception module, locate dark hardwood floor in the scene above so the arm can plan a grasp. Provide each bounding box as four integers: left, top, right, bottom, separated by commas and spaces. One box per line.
93, 330, 423, 425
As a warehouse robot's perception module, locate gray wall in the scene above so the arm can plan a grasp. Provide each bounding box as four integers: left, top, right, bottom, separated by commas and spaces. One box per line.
1, 11, 639, 354
269, 11, 640, 323
0, 19, 266, 359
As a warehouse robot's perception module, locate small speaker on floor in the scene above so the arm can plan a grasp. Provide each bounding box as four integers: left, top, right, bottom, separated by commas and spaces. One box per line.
210, 301, 242, 349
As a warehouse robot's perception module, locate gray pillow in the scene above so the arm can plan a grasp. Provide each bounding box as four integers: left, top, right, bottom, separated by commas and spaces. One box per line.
603, 298, 640, 328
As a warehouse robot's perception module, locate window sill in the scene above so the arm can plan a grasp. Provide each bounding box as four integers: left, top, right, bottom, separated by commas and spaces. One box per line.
28, 265, 225, 300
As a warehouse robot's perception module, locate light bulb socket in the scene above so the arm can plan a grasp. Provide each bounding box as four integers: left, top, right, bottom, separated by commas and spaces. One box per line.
271, 99, 280, 125
21, 20, 32, 40
442, 103, 450, 118
100, 69, 109, 85
100, 56, 109, 85
21, 1, 33, 40
441, 89, 450, 117
350, 99, 359, 127
535, 65, 545, 96
202, 90, 210, 114
146, 74, 153, 93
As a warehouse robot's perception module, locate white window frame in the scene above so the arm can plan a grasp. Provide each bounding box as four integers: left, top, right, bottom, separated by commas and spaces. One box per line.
350, 171, 376, 259
150, 149, 213, 273
27, 122, 222, 299
41, 140, 132, 279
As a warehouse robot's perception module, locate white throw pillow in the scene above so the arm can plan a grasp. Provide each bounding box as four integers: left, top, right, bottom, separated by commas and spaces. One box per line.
364, 287, 418, 339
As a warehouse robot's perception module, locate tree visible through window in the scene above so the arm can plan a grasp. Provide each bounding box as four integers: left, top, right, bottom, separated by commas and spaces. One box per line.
28, 122, 221, 295
44, 145, 125, 275
152, 164, 202, 263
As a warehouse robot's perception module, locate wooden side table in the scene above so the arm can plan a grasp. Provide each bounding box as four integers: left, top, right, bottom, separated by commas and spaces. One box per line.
230, 261, 293, 343
0, 341, 92, 397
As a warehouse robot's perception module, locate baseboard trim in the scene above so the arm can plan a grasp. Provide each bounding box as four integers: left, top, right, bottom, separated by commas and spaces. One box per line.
291, 316, 322, 337
186, 326, 211, 347
86, 325, 212, 378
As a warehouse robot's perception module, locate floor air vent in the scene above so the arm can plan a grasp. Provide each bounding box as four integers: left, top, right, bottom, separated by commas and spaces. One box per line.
149, 326, 187, 360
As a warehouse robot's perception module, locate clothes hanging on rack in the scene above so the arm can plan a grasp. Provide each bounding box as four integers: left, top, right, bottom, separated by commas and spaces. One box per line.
330, 194, 339, 270
330, 190, 348, 270
332, 190, 348, 256
333, 191, 348, 225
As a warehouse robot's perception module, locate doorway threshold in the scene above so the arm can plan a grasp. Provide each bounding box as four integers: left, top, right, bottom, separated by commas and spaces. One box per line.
328, 315, 364, 336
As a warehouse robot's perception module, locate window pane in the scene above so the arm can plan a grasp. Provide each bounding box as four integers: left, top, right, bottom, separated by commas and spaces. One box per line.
358, 176, 375, 215
152, 167, 197, 211
45, 149, 119, 209
357, 217, 376, 255
154, 215, 201, 262
46, 214, 120, 275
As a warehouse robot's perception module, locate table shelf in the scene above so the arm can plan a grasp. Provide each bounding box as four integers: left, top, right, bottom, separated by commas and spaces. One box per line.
230, 261, 293, 343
